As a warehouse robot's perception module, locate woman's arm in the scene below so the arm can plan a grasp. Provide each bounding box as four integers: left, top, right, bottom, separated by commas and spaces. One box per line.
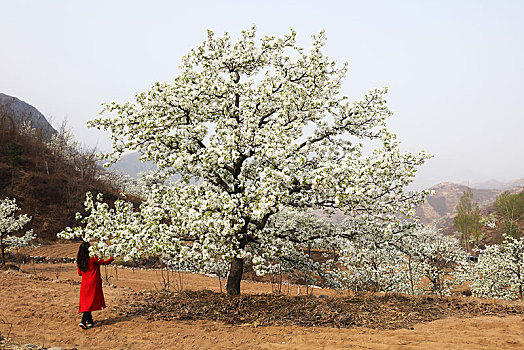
77, 266, 82, 276
94, 257, 114, 265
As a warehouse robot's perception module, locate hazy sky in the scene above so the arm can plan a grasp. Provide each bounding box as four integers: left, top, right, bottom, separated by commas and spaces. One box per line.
1, 0, 523, 188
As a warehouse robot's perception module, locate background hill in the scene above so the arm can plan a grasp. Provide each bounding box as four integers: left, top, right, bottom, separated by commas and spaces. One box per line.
464, 178, 524, 190
0, 93, 57, 138
416, 180, 524, 225
0, 97, 122, 242
417, 182, 499, 224
110, 152, 156, 178
416, 180, 524, 242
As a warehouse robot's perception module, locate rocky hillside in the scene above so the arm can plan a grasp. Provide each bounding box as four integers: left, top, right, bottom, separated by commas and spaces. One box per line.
416, 181, 524, 230
417, 182, 499, 224
0, 93, 57, 138
0, 98, 122, 242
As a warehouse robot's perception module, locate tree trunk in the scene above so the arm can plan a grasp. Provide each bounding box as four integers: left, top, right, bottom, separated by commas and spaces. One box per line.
226, 257, 244, 296
408, 256, 415, 296
518, 265, 522, 300
1, 240, 5, 265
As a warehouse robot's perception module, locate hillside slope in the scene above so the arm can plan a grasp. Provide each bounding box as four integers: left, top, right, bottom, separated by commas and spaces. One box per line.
0, 93, 57, 138
416, 182, 500, 224
417, 181, 524, 225
416, 181, 524, 242
0, 121, 121, 242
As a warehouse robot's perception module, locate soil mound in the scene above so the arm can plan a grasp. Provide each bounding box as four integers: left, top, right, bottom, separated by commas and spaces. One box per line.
121, 289, 524, 330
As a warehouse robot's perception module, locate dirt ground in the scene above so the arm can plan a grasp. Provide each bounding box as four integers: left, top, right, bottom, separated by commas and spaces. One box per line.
1, 243, 523, 350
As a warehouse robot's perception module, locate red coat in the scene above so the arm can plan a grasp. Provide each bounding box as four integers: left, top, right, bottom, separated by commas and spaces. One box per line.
77, 256, 114, 313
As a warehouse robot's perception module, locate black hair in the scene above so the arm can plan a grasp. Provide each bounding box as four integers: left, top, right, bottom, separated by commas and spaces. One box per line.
77, 241, 91, 272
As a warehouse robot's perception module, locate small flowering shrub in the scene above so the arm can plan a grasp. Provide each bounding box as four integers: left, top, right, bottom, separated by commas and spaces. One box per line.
0, 197, 37, 264
332, 226, 468, 296
468, 234, 524, 300
403, 226, 469, 295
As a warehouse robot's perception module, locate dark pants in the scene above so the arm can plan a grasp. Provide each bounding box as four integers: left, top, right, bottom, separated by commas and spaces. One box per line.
81, 311, 93, 324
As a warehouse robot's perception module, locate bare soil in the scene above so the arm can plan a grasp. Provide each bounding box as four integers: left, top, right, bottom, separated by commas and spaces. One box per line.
123, 290, 523, 330
1, 243, 524, 349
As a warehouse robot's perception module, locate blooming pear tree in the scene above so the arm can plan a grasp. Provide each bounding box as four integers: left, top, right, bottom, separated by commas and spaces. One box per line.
330, 225, 468, 296
249, 209, 342, 289
0, 197, 36, 264
58, 192, 170, 261
401, 225, 468, 295
95, 170, 134, 194
334, 235, 423, 295
468, 234, 524, 300
68, 27, 430, 295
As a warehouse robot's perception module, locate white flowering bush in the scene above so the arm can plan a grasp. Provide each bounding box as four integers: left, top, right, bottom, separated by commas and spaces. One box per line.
403, 226, 469, 295
468, 234, 524, 300
3, 230, 37, 252
0, 197, 36, 264
95, 170, 134, 194
19, 120, 37, 137
58, 192, 170, 260
130, 171, 171, 198
95, 170, 170, 198
331, 225, 468, 296
248, 209, 338, 277
334, 237, 423, 295
61, 27, 430, 295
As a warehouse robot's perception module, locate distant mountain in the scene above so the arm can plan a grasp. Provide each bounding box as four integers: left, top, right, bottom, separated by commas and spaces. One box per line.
0, 114, 121, 241
416, 180, 524, 226
467, 178, 524, 190
109, 152, 156, 178
505, 178, 524, 189
0, 93, 57, 138
466, 179, 506, 190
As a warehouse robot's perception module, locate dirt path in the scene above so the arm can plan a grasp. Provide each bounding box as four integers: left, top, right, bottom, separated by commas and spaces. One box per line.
2, 262, 523, 350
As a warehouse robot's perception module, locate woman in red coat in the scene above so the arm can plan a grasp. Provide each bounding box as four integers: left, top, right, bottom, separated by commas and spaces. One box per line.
76, 241, 114, 329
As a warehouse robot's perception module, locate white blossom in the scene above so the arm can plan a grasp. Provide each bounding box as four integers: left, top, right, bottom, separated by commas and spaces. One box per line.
60, 27, 430, 294
467, 234, 524, 300
0, 198, 37, 260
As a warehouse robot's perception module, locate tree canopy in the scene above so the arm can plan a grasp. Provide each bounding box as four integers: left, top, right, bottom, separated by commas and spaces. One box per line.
454, 188, 483, 252
495, 191, 524, 239
63, 27, 430, 295
0, 197, 35, 264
